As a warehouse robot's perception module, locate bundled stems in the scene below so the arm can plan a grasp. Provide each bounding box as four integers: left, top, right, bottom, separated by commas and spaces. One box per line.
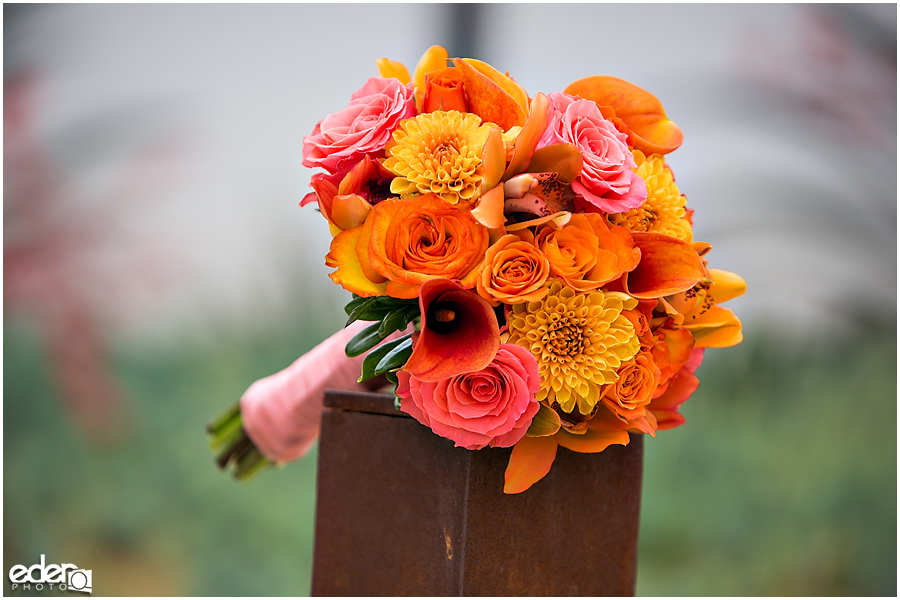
207, 402, 273, 480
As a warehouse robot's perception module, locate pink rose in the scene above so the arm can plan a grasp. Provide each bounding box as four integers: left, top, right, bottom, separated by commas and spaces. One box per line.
397, 344, 541, 450
302, 77, 416, 176
537, 91, 647, 214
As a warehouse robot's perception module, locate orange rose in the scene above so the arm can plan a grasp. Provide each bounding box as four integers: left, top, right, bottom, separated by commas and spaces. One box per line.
600, 350, 660, 421
326, 193, 488, 299
534, 212, 640, 291
476, 233, 550, 306
423, 67, 468, 113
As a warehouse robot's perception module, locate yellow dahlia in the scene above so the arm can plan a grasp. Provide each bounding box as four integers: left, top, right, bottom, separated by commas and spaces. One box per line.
506, 280, 640, 415
383, 110, 491, 206
608, 150, 693, 242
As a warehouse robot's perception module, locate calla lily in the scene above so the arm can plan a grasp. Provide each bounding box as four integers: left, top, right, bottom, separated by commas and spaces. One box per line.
624, 232, 707, 298
451, 57, 529, 132
402, 278, 500, 382
565, 75, 683, 156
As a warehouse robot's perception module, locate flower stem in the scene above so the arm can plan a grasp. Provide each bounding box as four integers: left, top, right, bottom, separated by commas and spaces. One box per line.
207, 402, 274, 480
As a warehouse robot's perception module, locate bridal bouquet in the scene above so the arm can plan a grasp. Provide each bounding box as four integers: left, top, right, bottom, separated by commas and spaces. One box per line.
208, 46, 745, 493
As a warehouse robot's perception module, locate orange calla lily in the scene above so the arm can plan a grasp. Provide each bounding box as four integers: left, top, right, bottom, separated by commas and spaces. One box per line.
565, 75, 683, 155
452, 57, 528, 131
402, 278, 500, 382
624, 232, 707, 299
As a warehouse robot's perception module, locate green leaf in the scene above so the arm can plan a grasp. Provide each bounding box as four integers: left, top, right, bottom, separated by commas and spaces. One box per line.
344, 296, 381, 327
374, 336, 413, 374
345, 322, 386, 357
359, 334, 411, 382
525, 403, 562, 437
345, 296, 418, 327
377, 306, 415, 338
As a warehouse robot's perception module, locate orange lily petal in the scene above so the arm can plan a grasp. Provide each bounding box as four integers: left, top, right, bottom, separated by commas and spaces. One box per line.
526, 143, 583, 184
462, 58, 530, 114
503, 92, 549, 180
470, 184, 506, 229
565, 75, 683, 155
505, 211, 571, 232
330, 194, 372, 232
481, 126, 506, 192
452, 58, 528, 132
504, 434, 558, 494
525, 403, 562, 437
625, 232, 706, 298
556, 428, 630, 453
708, 268, 747, 304
652, 368, 699, 410
325, 226, 388, 297
376, 58, 411, 85
402, 279, 500, 382
684, 305, 744, 348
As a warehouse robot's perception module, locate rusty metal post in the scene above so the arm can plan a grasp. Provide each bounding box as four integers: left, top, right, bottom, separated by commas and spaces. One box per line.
311, 390, 643, 596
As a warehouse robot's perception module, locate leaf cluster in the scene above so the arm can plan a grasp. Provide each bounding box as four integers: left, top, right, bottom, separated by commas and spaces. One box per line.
344, 294, 420, 383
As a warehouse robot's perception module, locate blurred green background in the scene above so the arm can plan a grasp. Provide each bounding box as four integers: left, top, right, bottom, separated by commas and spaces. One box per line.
4, 314, 896, 595
4, 3, 896, 597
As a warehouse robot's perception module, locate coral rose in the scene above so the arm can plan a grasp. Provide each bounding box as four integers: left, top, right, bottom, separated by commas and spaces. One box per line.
397, 344, 541, 450
600, 350, 660, 421
537, 92, 647, 214
534, 212, 641, 291
477, 233, 551, 306
302, 77, 416, 176
423, 67, 468, 113
326, 193, 489, 299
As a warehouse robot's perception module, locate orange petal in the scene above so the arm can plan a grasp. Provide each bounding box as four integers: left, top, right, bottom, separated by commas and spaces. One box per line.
652, 368, 699, 410
625, 232, 706, 298
402, 279, 500, 382
452, 58, 528, 131
413, 45, 449, 110
708, 268, 747, 304
481, 126, 506, 192
526, 143, 583, 184
565, 75, 683, 155
330, 194, 372, 232
470, 184, 506, 229
556, 428, 630, 453
376, 58, 411, 85
325, 226, 388, 297
462, 58, 529, 114
684, 305, 743, 348
504, 434, 558, 494
503, 92, 549, 180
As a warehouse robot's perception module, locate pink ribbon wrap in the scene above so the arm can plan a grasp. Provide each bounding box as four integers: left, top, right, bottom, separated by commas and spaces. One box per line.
240, 320, 375, 463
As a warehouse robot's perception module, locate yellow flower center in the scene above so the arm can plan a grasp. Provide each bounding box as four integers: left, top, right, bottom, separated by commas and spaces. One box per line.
383, 111, 490, 206
507, 280, 640, 415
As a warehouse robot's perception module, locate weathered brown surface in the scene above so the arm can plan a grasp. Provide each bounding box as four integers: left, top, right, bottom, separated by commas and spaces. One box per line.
311, 390, 643, 596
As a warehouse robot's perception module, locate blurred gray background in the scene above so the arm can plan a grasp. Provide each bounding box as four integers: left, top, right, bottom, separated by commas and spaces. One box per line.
4, 3, 896, 596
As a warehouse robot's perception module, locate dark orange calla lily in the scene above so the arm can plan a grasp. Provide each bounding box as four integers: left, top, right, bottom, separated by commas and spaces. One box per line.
402, 278, 500, 382
624, 232, 707, 299
565, 75, 683, 155
452, 57, 528, 131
